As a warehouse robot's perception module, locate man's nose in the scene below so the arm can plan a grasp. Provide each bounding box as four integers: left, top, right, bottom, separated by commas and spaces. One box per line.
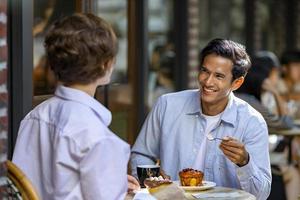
204, 74, 214, 85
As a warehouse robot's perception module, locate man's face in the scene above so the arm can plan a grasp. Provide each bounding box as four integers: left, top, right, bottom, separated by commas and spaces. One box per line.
198, 54, 239, 111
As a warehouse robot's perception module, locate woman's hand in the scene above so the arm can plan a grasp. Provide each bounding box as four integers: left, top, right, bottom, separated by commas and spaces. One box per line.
127, 175, 140, 193
159, 169, 171, 180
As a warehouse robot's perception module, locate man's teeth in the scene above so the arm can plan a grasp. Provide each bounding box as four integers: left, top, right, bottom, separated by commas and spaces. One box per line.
204, 88, 215, 92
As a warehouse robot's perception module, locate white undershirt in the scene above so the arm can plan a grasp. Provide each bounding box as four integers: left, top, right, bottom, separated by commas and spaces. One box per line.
192, 113, 222, 171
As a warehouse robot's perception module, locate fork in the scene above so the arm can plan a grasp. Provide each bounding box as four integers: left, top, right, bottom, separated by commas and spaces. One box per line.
206, 133, 227, 141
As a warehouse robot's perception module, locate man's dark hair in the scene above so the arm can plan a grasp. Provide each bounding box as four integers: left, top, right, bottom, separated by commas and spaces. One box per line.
199, 38, 251, 81
44, 13, 117, 85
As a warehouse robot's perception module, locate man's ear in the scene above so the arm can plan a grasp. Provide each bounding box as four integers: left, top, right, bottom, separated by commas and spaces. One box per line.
232, 76, 244, 91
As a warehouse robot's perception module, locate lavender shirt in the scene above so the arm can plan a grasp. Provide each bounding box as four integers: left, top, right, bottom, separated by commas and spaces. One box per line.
13, 85, 130, 200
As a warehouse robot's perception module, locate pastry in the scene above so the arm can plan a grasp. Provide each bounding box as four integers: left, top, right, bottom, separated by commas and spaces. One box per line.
143, 176, 172, 194
178, 168, 203, 186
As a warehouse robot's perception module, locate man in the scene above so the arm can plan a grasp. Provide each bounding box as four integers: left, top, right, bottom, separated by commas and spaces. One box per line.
131, 38, 271, 200
13, 13, 139, 200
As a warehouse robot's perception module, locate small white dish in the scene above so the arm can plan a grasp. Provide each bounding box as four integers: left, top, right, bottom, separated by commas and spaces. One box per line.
133, 188, 149, 194
174, 180, 216, 191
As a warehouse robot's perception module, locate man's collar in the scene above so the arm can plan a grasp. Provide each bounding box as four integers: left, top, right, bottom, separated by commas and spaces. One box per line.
185, 89, 202, 115
185, 90, 237, 127
220, 92, 237, 127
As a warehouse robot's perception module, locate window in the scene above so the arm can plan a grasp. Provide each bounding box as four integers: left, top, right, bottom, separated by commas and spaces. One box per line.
147, 0, 175, 108
33, 0, 79, 106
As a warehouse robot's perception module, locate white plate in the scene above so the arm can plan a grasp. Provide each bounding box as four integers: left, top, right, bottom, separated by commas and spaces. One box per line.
133, 188, 149, 194
132, 189, 157, 200
174, 180, 216, 191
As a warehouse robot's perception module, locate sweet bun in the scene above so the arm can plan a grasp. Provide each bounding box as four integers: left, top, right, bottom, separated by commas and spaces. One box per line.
179, 168, 203, 186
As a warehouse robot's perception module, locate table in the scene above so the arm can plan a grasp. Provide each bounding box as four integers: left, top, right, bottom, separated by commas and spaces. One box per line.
126, 186, 256, 200
184, 187, 256, 200
293, 119, 300, 126
269, 126, 300, 136
269, 126, 300, 164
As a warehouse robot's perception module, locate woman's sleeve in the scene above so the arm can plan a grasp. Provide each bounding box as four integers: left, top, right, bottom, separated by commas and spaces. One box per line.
79, 137, 130, 200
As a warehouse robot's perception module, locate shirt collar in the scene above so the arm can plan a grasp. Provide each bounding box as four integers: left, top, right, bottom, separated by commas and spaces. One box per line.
185, 89, 202, 115
185, 90, 237, 127
55, 85, 112, 126
220, 92, 237, 127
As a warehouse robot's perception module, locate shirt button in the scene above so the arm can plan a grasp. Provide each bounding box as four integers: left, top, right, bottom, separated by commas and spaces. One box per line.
237, 171, 243, 176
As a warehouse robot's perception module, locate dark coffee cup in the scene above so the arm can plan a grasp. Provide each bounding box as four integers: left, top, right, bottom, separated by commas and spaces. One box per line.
137, 165, 160, 187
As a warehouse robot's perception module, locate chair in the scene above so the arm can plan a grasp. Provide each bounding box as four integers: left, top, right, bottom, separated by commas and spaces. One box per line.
4, 160, 40, 200
267, 165, 287, 200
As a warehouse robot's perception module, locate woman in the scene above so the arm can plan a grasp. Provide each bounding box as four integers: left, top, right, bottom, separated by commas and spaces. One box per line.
278, 50, 300, 97
235, 51, 299, 200
235, 51, 293, 129
12, 13, 139, 200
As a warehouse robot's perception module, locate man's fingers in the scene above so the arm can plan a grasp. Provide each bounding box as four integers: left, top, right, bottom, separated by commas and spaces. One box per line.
221, 138, 243, 148
220, 146, 240, 163
220, 143, 244, 155
220, 143, 249, 165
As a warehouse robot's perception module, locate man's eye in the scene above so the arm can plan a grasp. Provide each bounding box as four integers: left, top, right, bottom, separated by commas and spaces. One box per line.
200, 67, 207, 72
216, 75, 224, 80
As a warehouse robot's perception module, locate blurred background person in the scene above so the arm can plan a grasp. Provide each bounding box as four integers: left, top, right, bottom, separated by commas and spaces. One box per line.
235, 51, 300, 200
151, 51, 175, 105
277, 50, 300, 179
277, 50, 300, 119
278, 50, 300, 98
148, 43, 175, 107
33, 55, 57, 95
235, 51, 293, 129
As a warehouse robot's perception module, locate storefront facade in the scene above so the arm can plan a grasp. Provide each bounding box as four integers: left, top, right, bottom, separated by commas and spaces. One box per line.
0, 0, 299, 191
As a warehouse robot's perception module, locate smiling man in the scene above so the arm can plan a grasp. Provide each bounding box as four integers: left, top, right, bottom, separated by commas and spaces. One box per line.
131, 38, 271, 200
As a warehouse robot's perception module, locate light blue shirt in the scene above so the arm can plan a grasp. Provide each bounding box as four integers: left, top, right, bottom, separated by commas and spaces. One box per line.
13, 85, 130, 200
131, 89, 271, 200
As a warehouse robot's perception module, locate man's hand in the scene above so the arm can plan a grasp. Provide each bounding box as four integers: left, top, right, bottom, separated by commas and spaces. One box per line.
159, 169, 171, 180
219, 137, 249, 167
127, 175, 140, 193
